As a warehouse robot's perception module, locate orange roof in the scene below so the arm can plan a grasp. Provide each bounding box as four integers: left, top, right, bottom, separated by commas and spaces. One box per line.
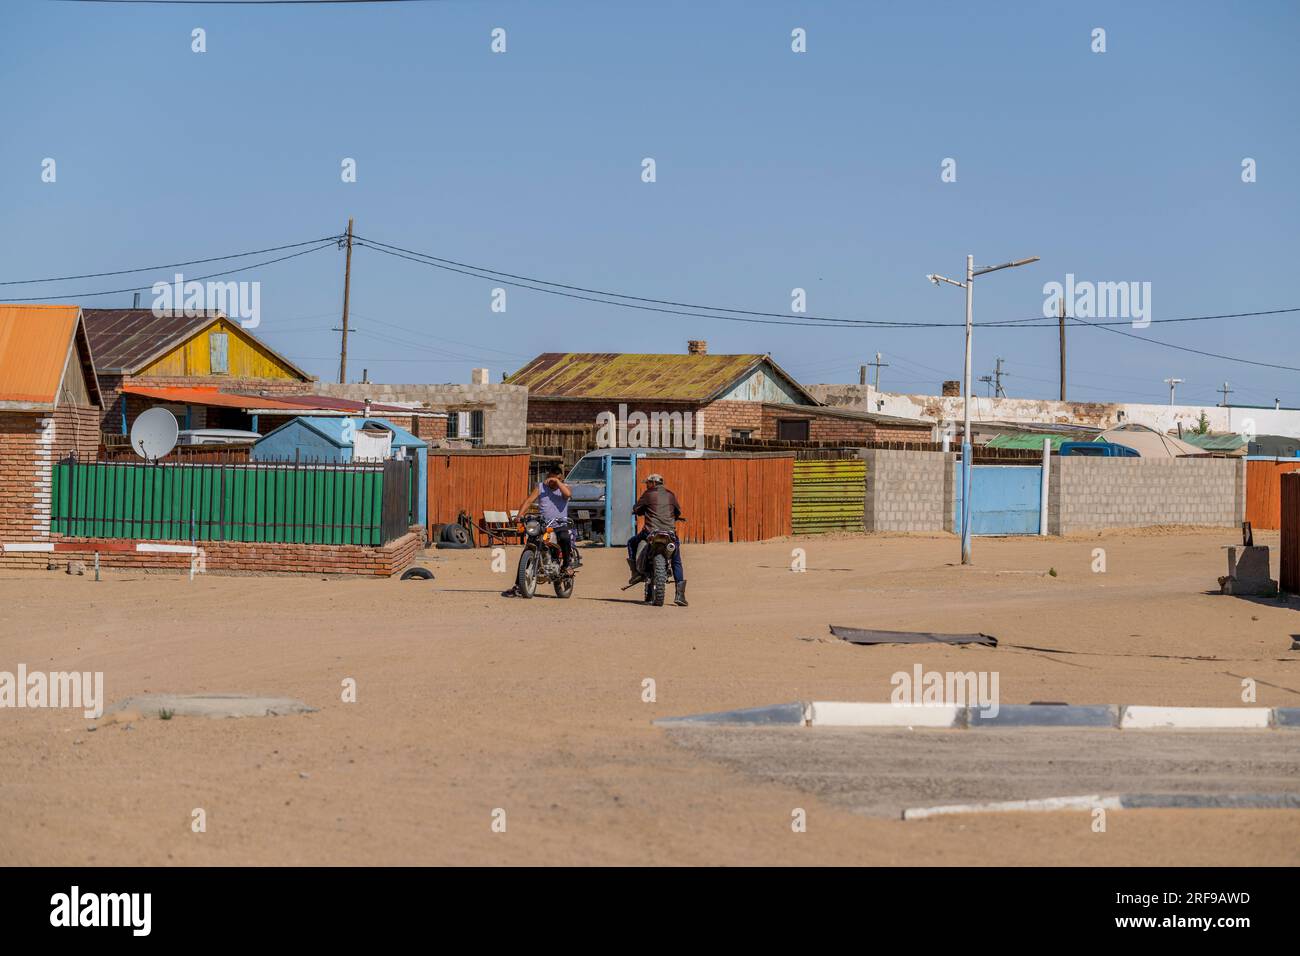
0, 305, 84, 406
121, 385, 310, 410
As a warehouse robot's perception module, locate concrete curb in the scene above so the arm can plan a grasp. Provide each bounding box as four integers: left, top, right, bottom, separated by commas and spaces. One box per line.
903, 792, 1300, 820
656, 701, 1300, 729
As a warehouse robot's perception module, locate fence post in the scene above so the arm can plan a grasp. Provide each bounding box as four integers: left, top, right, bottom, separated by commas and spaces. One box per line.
1039, 437, 1051, 536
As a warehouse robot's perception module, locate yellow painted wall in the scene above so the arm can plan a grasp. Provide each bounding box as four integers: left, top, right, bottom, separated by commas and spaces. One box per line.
139, 319, 303, 380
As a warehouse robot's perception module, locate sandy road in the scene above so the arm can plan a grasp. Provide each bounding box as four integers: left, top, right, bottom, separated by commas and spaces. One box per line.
1, 528, 1297, 865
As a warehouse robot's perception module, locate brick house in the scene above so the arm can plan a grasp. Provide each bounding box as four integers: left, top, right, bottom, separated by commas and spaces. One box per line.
0, 305, 102, 564
506, 343, 933, 445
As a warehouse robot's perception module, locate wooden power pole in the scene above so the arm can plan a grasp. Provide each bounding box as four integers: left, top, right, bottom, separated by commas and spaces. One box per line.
338, 217, 354, 384
1058, 295, 1066, 401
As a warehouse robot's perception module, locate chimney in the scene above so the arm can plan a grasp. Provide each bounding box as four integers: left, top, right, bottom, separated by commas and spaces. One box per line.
687, 340, 708, 355
361, 368, 370, 384
133, 292, 141, 309
363, 398, 371, 419
471, 368, 490, 386
942, 380, 961, 397
1276, 398, 1281, 410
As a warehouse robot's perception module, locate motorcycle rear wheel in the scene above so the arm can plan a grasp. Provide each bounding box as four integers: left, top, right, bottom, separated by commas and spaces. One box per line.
554, 573, 574, 599
652, 554, 667, 607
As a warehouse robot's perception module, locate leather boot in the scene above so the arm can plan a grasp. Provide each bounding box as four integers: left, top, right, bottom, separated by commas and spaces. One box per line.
674, 581, 688, 607
627, 557, 644, 586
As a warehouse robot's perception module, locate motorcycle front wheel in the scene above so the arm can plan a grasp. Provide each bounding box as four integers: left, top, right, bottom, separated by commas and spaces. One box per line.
516, 549, 538, 598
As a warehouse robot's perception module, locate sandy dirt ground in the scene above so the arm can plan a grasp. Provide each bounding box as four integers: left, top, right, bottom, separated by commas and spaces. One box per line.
1, 527, 1297, 866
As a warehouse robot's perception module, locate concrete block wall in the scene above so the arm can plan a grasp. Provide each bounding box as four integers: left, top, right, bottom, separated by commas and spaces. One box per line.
860, 448, 955, 532
317, 383, 527, 447
1049, 456, 1245, 534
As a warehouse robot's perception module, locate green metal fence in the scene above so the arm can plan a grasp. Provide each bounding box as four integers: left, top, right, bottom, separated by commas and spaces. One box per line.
791, 458, 867, 534
51, 457, 411, 546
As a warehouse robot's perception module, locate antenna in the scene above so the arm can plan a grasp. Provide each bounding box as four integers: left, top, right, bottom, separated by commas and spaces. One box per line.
130, 407, 179, 462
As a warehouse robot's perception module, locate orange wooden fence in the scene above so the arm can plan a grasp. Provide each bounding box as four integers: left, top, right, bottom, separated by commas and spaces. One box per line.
428, 450, 531, 545
1246, 459, 1300, 530
1281, 473, 1300, 594
635, 454, 793, 544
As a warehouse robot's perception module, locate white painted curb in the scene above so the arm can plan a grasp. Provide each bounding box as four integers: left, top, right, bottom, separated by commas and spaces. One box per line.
3, 542, 54, 552
808, 701, 960, 728
1120, 706, 1272, 729
136, 543, 199, 555
904, 794, 1121, 820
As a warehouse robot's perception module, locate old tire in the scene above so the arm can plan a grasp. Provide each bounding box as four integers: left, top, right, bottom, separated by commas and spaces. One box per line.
442, 523, 470, 546
400, 567, 434, 581
516, 550, 538, 598
652, 554, 667, 607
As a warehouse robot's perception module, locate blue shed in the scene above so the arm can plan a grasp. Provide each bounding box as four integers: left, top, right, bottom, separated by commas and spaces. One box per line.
251, 416, 428, 528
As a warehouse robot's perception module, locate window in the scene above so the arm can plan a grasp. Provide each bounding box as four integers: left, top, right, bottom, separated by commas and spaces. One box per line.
731, 429, 753, 440
567, 456, 606, 482
447, 410, 485, 447
776, 419, 810, 441
209, 332, 229, 374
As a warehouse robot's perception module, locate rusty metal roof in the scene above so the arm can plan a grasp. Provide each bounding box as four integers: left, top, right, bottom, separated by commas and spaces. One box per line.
121, 385, 423, 416
0, 304, 100, 409
82, 309, 311, 380
506, 352, 817, 403
83, 309, 219, 372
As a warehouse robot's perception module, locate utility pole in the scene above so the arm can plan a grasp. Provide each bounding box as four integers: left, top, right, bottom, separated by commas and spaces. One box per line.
926, 253, 1038, 566
337, 217, 354, 384
978, 374, 994, 398
1058, 295, 1066, 401
1164, 377, 1183, 405
869, 351, 889, 389
992, 357, 1008, 398
1219, 381, 1233, 406
859, 365, 867, 386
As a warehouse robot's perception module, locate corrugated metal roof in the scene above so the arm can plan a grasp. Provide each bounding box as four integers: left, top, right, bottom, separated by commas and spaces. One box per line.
83, 309, 220, 372
272, 416, 424, 448
120, 385, 420, 416
506, 352, 812, 403
82, 309, 311, 380
985, 433, 1080, 450
0, 304, 82, 406
1180, 432, 1247, 451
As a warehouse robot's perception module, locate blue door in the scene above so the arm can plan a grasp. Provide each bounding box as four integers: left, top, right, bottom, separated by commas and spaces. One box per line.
954, 464, 1042, 535
605, 455, 637, 547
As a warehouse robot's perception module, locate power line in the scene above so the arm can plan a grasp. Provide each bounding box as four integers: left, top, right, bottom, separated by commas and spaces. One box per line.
2, 242, 339, 303
0, 236, 341, 286
1066, 316, 1300, 373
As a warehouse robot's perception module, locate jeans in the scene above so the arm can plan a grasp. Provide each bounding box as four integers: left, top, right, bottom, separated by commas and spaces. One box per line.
627, 529, 684, 582
553, 526, 574, 570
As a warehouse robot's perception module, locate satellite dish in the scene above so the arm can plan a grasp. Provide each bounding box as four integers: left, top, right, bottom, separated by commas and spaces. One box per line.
131, 407, 179, 461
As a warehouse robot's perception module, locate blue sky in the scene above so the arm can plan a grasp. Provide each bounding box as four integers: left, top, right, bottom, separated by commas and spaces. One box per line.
2, 0, 1297, 407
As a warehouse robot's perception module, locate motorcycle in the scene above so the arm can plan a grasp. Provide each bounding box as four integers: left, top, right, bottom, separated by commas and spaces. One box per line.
630, 518, 684, 607
515, 516, 577, 599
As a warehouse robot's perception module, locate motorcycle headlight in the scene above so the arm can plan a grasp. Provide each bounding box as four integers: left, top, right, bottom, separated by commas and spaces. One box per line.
524, 518, 543, 537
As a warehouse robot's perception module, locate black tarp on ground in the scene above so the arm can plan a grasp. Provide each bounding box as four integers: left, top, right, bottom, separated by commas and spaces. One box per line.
829, 626, 997, 647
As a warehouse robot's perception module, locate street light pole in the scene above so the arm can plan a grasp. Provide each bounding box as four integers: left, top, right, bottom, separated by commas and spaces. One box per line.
962, 254, 974, 564
927, 254, 1038, 566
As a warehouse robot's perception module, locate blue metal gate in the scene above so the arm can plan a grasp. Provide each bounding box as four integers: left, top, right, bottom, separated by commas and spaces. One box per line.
954, 463, 1042, 535
604, 454, 637, 547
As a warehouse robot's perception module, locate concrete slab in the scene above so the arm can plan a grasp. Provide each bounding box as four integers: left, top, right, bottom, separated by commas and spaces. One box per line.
653, 702, 806, 726
967, 704, 1119, 728
103, 694, 317, 720
808, 701, 961, 728
1120, 705, 1272, 729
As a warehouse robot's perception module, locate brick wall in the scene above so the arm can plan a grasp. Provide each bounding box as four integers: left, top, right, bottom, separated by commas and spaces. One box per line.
1049, 456, 1245, 534
758, 405, 932, 444
0, 406, 101, 548
860, 448, 956, 532
1, 529, 422, 575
